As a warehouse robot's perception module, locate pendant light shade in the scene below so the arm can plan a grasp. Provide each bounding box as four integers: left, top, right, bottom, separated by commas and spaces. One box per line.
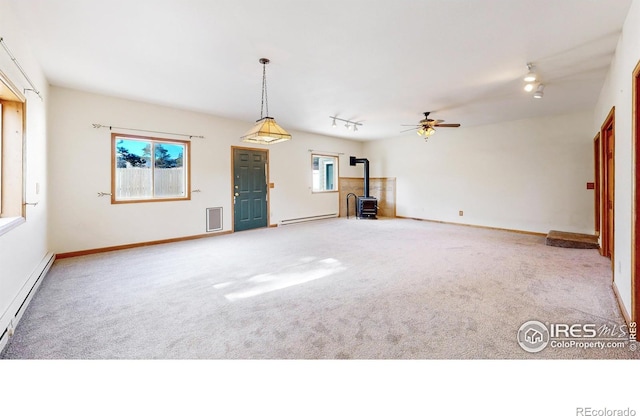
240, 117, 292, 144
241, 58, 291, 145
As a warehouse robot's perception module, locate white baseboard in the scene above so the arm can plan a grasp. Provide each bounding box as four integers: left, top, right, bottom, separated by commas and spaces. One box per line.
280, 213, 338, 225
0, 252, 55, 354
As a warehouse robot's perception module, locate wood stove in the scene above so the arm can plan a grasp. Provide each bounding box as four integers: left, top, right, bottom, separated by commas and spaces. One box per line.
350, 156, 378, 219
357, 196, 378, 219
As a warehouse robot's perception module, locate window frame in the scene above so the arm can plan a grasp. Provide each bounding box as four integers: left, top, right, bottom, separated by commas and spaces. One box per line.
111, 133, 191, 204
0, 69, 26, 236
311, 153, 339, 193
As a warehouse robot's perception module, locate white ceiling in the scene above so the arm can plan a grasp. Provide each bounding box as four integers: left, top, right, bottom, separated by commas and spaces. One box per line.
7, 0, 633, 140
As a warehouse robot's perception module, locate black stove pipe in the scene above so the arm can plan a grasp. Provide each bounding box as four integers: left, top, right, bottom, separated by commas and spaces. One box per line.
350, 156, 370, 198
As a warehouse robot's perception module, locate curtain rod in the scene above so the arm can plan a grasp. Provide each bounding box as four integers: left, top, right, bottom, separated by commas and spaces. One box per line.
92, 124, 205, 139
0, 37, 43, 101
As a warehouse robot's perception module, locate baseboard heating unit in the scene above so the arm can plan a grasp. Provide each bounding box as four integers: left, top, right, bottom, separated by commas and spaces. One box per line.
280, 213, 338, 225
0, 252, 55, 353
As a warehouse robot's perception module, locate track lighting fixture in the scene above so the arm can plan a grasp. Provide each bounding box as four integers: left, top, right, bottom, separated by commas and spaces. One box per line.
330, 116, 362, 133
523, 63, 544, 99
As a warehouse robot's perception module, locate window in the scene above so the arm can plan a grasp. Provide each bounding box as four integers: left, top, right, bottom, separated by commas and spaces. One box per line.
112, 133, 190, 203
312, 154, 338, 192
0, 70, 26, 235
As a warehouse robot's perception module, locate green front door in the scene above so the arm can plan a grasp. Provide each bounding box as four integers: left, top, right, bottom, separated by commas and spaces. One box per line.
233, 148, 268, 231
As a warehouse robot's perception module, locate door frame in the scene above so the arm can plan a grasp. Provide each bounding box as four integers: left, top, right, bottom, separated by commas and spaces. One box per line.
594, 132, 601, 237
600, 106, 615, 263
230, 146, 270, 232
632, 60, 640, 324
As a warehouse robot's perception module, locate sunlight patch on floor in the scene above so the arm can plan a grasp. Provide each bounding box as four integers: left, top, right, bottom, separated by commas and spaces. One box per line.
222, 258, 346, 301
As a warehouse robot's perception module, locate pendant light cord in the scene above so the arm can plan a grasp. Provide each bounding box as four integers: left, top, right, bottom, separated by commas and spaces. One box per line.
261, 62, 269, 119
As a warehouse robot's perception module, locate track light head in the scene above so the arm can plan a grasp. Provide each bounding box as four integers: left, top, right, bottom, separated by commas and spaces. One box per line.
533, 84, 545, 98
524, 63, 537, 82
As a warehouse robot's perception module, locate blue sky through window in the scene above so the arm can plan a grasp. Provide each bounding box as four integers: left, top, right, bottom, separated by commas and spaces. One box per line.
116, 138, 183, 159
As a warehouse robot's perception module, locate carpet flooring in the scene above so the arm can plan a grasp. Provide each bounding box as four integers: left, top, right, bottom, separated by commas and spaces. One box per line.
1, 218, 637, 359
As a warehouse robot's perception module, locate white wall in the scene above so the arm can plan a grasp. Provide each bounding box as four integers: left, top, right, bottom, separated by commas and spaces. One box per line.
594, 0, 640, 317
364, 111, 595, 234
48, 86, 364, 253
0, 0, 50, 346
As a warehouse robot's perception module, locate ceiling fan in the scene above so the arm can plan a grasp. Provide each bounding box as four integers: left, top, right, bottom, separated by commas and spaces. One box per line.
401, 112, 461, 139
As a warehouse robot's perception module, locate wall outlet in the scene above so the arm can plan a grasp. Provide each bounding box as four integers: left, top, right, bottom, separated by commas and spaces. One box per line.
459, 210, 464, 216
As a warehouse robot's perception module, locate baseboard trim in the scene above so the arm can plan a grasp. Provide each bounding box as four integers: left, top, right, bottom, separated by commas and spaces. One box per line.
612, 280, 632, 327
280, 213, 338, 225
396, 216, 547, 237
56, 230, 233, 259
0, 251, 55, 354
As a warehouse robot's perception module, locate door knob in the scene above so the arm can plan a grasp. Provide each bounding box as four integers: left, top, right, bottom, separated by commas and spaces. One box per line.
235, 192, 239, 196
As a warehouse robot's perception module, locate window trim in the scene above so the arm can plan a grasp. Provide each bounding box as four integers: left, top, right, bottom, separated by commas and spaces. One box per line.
0, 217, 25, 236
111, 133, 191, 204
311, 153, 339, 193
0, 69, 27, 231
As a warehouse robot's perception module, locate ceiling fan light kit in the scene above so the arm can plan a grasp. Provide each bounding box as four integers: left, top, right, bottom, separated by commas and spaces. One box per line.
417, 127, 436, 137
401, 111, 461, 141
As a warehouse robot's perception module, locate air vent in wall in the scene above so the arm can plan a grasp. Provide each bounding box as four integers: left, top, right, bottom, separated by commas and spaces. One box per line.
206, 207, 223, 232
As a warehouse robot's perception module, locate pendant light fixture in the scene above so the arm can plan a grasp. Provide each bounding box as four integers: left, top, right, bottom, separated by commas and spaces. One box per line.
241, 58, 292, 144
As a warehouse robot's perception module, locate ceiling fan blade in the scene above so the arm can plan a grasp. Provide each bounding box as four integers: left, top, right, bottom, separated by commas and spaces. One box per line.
400, 124, 420, 127
400, 127, 418, 133
434, 123, 461, 127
